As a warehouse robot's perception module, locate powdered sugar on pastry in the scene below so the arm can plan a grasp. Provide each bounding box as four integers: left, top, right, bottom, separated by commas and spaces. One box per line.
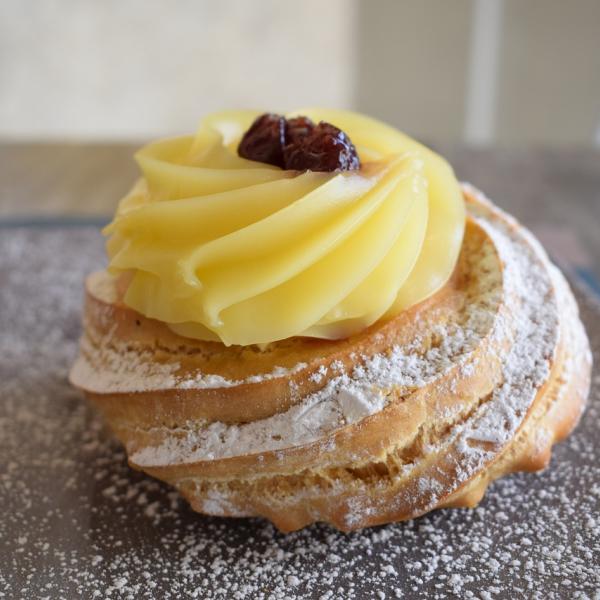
130, 192, 588, 476
70, 332, 310, 392
130, 209, 506, 466
71, 329, 181, 391
67, 183, 592, 533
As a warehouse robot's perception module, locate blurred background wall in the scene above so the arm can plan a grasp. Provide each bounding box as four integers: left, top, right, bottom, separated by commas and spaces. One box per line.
0, 0, 356, 140
1, 0, 599, 146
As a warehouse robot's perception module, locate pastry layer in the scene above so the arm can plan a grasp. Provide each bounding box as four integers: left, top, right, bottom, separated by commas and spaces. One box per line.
70, 184, 591, 531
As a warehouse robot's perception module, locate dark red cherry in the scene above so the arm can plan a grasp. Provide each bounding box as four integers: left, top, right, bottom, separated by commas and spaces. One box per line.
284, 121, 360, 172
237, 113, 286, 168
237, 113, 360, 172
285, 116, 315, 146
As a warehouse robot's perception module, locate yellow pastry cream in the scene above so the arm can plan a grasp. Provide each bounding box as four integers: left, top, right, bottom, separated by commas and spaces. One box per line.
104, 109, 465, 346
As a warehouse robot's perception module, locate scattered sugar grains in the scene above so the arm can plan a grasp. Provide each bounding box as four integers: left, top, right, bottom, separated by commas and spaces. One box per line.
0, 226, 599, 599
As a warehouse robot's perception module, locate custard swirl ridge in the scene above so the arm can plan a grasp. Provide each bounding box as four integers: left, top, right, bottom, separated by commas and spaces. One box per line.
105, 109, 465, 346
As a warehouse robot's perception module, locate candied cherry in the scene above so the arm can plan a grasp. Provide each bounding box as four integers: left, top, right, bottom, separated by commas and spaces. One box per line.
285, 116, 315, 146
284, 121, 360, 172
237, 113, 286, 168
237, 113, 360, 172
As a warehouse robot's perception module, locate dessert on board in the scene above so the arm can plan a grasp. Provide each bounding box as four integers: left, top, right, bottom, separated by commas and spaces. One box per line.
70, 109, 591, 532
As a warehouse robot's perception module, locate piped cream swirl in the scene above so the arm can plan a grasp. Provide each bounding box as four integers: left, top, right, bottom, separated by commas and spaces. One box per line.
105, 109, 465, 346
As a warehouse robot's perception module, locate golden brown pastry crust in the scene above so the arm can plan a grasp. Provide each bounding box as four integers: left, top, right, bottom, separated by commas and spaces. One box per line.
70, 186, 591, 532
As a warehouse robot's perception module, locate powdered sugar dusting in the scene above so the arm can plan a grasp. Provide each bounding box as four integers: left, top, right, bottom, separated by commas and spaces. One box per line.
0, 221, 598, 598
129, 206, 508, 466
72, 328, 181, 390
453, 203, 559, 461
130, 195, 591, 535
132, 293, 501, 465
70, 333, 309, 393
395, 192, 592, 515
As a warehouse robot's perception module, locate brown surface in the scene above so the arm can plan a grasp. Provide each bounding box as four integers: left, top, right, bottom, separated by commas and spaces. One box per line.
0, 142, 137, 217
437, 145, 600, 282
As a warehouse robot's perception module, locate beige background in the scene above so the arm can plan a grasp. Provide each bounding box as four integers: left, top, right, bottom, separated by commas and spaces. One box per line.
0, 0, 356, 139
1, 0, 599, 145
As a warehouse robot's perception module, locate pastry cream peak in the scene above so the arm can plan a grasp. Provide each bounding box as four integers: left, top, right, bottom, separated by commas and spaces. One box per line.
104, 109, 465, 346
